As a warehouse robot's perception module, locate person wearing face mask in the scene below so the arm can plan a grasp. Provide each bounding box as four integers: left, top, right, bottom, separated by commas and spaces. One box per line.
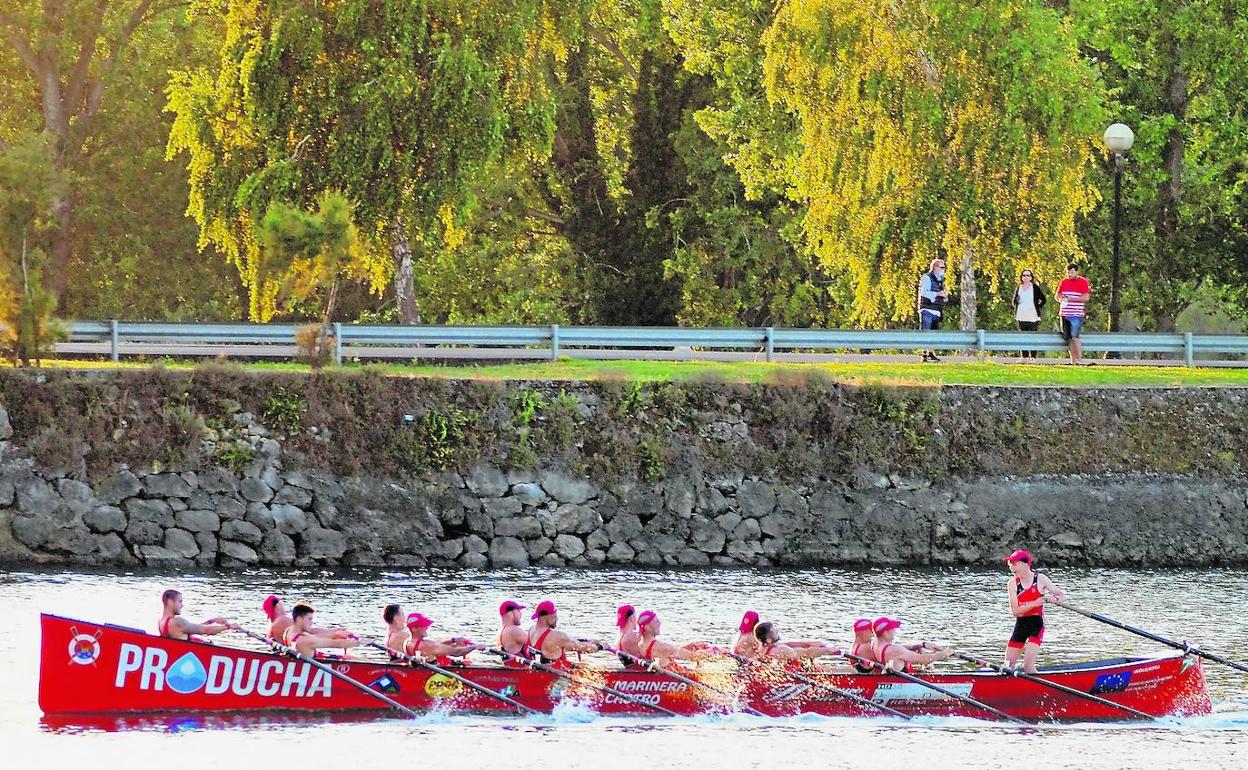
917, 258, 950, 362
1013, 268, 1048, 359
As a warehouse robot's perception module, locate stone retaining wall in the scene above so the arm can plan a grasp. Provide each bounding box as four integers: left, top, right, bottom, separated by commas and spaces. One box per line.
2, 372, 1248, 568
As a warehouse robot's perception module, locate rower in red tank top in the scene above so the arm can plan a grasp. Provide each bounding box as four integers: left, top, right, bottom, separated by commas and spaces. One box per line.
752, 621, 833, 670
525, 600, 601, 669
497, 600, 530, 668
403, 613, 481, 664
631, 610, 709, 670
157, 589, 229, 643
1004, 549, 1066, 674
870, 617, 953, 673
284, 602, 361, 658
615, 605, 642, 667
849, 618, 877, 673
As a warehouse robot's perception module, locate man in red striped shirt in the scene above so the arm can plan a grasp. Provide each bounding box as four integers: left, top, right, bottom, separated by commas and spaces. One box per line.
1057, 263, 1092, 365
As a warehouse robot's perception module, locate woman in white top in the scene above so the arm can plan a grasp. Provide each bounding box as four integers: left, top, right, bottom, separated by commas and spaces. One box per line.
1012, 269, 1047, 359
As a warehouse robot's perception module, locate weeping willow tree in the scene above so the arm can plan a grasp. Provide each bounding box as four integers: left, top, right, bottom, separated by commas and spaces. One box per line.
760, 0, 1105, 327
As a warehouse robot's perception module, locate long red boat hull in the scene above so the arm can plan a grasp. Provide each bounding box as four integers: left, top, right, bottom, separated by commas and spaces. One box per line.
39, 614, 1211, 722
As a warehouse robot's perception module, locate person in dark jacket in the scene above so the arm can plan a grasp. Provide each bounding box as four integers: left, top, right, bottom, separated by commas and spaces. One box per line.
1012, 269, 1047, 359
917, 258, 949, 362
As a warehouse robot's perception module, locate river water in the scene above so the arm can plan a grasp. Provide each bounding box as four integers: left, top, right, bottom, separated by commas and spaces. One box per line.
3, 565, 1247, 768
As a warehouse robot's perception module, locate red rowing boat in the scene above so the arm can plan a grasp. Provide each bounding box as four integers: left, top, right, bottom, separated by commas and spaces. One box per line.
39, 614, 1211, 722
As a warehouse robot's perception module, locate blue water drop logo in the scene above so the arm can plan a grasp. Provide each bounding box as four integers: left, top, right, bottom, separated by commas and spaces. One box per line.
165, 652, 208, 694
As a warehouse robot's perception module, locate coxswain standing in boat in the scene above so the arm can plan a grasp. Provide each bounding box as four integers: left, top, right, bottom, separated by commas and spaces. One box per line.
498, 600, 530, 667
285, 602, 361, 657
871, 617, 953, 672
1005, 549, 1066, 674
632, 610, 711, 669
404, 613, 482, 662
753, 621, 835, 663
527, 600, 601, 669
158, 589, 229, 641
616, 605, 643, 666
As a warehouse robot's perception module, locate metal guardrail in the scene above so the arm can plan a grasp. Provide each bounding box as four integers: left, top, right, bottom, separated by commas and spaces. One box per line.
41, 321, 1248, 368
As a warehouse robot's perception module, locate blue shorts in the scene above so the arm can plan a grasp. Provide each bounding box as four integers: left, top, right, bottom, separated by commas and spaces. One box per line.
1061, 316, 1083, 340
920, 312, 941, 331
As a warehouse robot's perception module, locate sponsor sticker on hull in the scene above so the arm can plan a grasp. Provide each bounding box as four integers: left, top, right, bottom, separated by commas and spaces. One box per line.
114, 643, 334, 699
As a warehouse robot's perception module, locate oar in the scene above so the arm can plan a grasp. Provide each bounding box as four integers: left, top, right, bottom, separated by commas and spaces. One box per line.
942, 649, 1153, 720
1056, 602, 1248, 675
486, 645, 679, 717
839, 650, 1026, 723
227, 624, 420, 718
729, 651, 910, 719
604, 643, 765, 717
367, 642, 538, 715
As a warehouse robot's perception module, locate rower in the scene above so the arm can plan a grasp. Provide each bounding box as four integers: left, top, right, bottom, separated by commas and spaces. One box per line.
1005, 549, 1066, 674
383, 603, 410, 658
285, 602, 360, 658
268, 594, 354, 650
404, 613, 482, 662
849, 618, 877, 674
616, 605, 642, 666
526, 600, 601, 669
753, 622, 834, 663
633, 610, 707, 669
870, 617, 953, 673
498, 600, 529, 667
732, 610, 762, 659
158, 589, 228, 642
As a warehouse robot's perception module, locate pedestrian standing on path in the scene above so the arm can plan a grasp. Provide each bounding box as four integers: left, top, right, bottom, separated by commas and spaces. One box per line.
1056, 263, 1092, 365
1013, 269, 1047, 359
917, 258, 949, 362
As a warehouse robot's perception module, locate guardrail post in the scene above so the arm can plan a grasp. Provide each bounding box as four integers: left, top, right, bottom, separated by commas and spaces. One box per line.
332, 322, 343, 366
975, 329, 986, 362
110, 319, 119, 362
1184, 332, 1193, 367
550, 324, 560, 361
764, 326, 774, 362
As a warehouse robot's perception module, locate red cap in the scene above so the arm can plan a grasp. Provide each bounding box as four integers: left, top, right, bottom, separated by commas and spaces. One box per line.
499, 600, 525, 616
739, 610, 760, 634
531, 600, 557, 619
616, 605, 635, 629
405, 613, 433, 630
637, 610, 657, 631
1004, 549, 1034, 564
262, 595, 281, 620
853, 618, 872, 632
873, 617, 901, 635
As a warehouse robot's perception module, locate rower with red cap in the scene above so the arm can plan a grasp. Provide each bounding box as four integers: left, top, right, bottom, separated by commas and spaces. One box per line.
616, 605, 642, 667
498, 600, 530, 667
733, 611, 763, 658
1005, 549, 1065, 674
752, 621, 835, 663
526, 600, 601, 669
285, 602, 361, 658
633, 610, 711, 669
404, 613, 483, 662
870, 617, 953, 673
849, 618, 877, 673
157, 589, 229, 642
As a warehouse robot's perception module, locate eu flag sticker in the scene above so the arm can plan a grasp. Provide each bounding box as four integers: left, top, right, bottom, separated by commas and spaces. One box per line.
370, 674, 400, 694
1090, 672, 1131, 694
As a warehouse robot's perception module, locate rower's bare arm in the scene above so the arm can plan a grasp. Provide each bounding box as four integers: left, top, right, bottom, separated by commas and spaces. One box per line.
1039, 575, 1066, 603
182, 619, 228, 635
424, 640, 479, 657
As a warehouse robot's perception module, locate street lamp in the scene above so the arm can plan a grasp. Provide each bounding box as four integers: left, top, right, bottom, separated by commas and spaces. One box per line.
1103, 123, 1134, 337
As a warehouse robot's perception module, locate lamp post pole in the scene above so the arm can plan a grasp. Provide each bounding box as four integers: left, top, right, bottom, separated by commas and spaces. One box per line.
1109, 153, 1124, 334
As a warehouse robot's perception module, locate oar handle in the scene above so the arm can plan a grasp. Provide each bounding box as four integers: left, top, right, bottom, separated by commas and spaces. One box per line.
227, 625, 420, 719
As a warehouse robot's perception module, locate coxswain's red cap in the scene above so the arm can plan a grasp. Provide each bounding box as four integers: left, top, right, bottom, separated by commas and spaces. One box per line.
873, 617, 901, 635
531, 600, 557, 619
853, 618, 872, 632
499, 600, 525, 616
739, 610, 760, 634
637, 610, 657, 631
616, 605, 635, 628
262, 595, 281, 620
406, 613, 433, 630
1004, 549, 1034, 564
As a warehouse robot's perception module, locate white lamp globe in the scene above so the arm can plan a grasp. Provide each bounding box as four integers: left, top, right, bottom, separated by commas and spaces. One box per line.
1104, 123, 1135, 154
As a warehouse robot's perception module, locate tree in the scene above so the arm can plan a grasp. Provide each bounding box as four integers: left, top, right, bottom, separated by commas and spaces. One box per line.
0, 0, 192, 303
168, 0, 563, 322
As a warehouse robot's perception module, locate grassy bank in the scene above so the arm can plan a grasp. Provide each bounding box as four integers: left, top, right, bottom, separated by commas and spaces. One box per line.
23, 356, 1248, 387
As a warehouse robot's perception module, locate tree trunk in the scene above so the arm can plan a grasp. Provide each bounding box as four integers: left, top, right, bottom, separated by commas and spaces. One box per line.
391, 220, 420, 324
1155, 28, 1187, 327
959, 242, 976, 331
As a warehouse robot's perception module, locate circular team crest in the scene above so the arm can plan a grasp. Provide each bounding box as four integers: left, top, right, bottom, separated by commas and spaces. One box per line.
67, 633, 101, 666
